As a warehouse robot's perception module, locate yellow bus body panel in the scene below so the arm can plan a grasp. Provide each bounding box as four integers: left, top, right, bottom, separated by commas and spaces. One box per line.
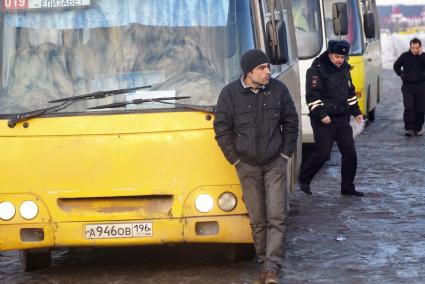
0, 112, 253, 250
348, 55, 366, 115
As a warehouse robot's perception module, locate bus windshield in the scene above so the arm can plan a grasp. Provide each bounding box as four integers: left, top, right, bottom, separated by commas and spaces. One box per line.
0, 0, 255, 115
323, 0, 363, 55
292, 0, 323, 59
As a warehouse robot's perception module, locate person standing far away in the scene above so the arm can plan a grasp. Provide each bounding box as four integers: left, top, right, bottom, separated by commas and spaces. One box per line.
213, 49, 299, 284
292, 0, 311, 32
393, 37, 425, 137
298, 40, 364, 197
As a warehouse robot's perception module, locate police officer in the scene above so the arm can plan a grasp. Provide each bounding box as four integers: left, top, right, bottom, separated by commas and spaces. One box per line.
393, 37, 425, 136
214, 49, 298, 284
298, 40, 364, 196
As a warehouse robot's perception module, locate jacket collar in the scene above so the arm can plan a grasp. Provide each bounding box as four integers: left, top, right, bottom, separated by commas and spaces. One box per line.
239, 76, 267, 95
316, 51, 351, 73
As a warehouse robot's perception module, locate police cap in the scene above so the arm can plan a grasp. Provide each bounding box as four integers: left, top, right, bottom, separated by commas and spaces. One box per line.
327, 40, 350, 56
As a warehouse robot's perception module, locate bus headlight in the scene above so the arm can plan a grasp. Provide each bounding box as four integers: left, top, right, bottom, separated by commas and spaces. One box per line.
195, 194, 214, 213
0, 201, 16, 221
217, 192, 237, 212
20, 201, 39, 220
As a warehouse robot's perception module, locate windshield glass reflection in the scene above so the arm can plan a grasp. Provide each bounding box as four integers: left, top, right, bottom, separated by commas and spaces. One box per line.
0, 0, 255, 114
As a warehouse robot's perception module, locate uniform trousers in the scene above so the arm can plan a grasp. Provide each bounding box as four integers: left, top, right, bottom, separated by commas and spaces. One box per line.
299, 115, 357, 192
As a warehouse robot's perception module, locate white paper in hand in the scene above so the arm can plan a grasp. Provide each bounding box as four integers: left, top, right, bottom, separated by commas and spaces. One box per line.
351, 116, 365, 137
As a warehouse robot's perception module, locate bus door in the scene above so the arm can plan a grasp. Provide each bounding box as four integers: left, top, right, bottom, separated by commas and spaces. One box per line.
323, 0, 369, 120
259, 0, 302, 191
291, 0, 323, 144
359, 0, 382, 121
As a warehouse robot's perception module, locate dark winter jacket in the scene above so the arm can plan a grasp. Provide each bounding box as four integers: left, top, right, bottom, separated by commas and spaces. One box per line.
393, 51, 425, 83
305, 51, 362, 120
213, 77, 299, 166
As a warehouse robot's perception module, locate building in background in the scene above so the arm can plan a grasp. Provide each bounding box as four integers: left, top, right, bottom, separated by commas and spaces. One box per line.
378, 4, 425, 32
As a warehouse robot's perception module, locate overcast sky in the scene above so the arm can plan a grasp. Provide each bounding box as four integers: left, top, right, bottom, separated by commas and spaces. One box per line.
376, 0, 425, 5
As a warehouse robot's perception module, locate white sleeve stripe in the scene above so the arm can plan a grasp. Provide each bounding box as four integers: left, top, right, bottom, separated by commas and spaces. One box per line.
308, 100, 323, 107
310, 104, 324, 111
348, 101, 357, 106
308, 102, 323, 107
347, 96, 357, 102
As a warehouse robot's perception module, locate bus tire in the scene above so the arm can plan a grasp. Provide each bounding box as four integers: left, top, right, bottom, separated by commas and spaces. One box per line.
20, 249, 51, 272
368, 108, 376, 122
225, 243, 256, 261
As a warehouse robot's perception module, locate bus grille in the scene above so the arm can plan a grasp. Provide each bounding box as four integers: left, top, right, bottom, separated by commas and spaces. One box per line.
57, 195, 174, 218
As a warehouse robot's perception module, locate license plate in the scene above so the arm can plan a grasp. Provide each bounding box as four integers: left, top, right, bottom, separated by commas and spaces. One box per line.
85, 222, 153, 239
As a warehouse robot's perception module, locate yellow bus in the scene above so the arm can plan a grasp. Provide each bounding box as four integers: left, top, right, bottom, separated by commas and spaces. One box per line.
291, 0, 382, 145
0, 0, 301, 271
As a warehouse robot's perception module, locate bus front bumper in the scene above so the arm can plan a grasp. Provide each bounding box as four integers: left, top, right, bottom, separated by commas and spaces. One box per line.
0, 215, 253, 251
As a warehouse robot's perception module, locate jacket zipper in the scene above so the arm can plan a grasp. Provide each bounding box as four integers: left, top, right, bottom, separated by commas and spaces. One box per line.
255, 90, 264, 162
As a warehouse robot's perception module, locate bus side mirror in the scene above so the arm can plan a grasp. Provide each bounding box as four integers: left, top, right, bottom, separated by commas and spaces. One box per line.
266, 20, 289, 65
227, 24, 237, 57
332, 2, 348, 36
226, 0, 237, 57
363, 13, 376, 38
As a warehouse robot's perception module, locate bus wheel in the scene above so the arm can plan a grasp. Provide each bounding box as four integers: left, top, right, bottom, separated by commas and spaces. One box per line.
368, 108, 376, 122
20, 249, 51, 271
225, 244, 256, 261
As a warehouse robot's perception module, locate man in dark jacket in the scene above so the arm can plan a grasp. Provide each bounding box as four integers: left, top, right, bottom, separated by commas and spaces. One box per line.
298, 40, 364, 197
214, 49, 298, 284
393, 37, 425, 136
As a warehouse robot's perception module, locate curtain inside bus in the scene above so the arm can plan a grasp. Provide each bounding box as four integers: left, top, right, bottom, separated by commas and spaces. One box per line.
5, 0, 229, 28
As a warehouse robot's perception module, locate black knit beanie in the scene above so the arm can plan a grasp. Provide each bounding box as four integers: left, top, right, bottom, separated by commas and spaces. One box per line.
240, 49, 271, 75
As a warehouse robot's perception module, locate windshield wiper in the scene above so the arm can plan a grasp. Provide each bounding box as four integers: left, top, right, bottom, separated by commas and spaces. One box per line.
88, 97, 215, 114
8, 85, 151, 128
8, 100, 73, 128
152, 100, 215, 114
49, 85, 151, 103
88, 96, 189, 109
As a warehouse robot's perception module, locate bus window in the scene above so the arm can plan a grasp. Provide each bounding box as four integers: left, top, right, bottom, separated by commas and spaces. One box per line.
278, 0, 297, 64
323, 0, 363, 55
1, 0, 255, 115
372, 0, 380, 40
261, 0, 295, 72
292, 0, 323, 59
359, 0, 380, 40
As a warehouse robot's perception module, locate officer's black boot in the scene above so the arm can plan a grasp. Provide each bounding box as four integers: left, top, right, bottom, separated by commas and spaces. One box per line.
341, 189, 364, 197
298, 180, 312, 195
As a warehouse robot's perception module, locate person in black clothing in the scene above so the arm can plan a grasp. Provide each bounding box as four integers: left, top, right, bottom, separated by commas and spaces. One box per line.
213, 49, 298, 284
393, 37, 425, 136
298, 40, 364, 197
